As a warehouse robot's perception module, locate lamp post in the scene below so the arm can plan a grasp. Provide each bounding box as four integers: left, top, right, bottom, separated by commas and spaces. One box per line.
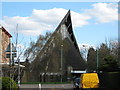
96, 48, 99, 73
61, 44, 63, 83
18, 58, 20, 90
10, 40, 12, 90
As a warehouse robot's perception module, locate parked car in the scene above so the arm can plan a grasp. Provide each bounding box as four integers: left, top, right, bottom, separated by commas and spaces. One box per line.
74, 77, 80, 89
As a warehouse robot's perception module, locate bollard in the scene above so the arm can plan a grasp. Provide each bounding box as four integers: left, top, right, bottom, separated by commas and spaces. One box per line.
38, 83, 41, 90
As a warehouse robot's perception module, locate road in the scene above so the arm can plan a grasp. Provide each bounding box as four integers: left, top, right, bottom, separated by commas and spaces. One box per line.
20, 84, 74, 90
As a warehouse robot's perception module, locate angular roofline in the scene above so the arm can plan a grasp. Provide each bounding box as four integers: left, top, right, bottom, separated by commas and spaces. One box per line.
1, 26, 12, 38
38, 10, 80, 59
55, 10, 70, 32
55, 10, 80, 52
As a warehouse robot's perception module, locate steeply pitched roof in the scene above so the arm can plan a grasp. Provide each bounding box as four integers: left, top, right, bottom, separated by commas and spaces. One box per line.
43, 10, 80, 52
0, 26, 12, 37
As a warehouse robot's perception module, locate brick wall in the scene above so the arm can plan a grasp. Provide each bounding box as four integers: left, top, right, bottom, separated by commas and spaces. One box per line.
0, 27, 2, 63
0, 27, 11, 63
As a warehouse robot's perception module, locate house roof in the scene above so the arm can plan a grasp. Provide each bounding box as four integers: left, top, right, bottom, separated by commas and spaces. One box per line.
0, 26, 12, 37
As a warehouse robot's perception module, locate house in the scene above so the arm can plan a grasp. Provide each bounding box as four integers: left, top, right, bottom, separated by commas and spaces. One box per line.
0, 25, 12, 64
0, 25, 25, 81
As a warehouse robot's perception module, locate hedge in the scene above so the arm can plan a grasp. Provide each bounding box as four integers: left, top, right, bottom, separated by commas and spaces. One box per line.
98, 72, 120, 89
1, 77, 17, 90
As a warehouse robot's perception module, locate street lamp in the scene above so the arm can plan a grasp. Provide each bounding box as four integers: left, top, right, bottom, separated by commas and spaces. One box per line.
61, 44, 63, 83
96, 48, 99, 73
18, 58, 20, 90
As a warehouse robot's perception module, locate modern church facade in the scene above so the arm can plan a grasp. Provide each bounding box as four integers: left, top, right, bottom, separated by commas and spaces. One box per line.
23, 10, 86, 82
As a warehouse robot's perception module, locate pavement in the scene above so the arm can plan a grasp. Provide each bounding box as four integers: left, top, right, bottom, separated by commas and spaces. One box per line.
20, 84, 74, 90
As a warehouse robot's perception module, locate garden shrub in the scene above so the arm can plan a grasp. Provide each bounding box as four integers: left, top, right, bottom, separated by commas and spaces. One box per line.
2, 77, 17, 90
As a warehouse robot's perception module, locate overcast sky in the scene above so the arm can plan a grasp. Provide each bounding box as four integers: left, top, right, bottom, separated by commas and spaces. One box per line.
1, 2, 118, 60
